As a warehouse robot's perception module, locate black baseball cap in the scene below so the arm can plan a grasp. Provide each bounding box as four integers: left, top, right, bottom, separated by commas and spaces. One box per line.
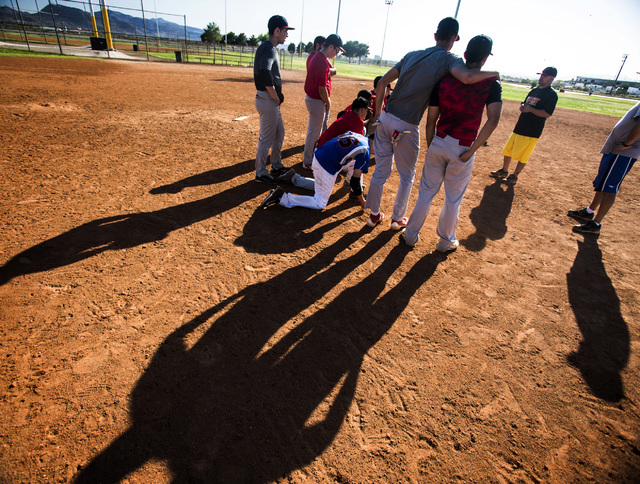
437, 17, 460, 41
538, 66, 557, 77
325, 34, 346, 53
465, 35, 493, 60
268, 15, 294, 32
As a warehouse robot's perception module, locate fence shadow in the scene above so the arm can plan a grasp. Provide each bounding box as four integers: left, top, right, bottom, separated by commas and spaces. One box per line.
460, 179, 514, 252
74, 228, 443, 482
566, 236, 629, 402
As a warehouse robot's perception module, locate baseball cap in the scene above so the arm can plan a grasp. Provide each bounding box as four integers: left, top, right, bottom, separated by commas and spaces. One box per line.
268, 15, 294, 32
325, 34, 346, 53
538, 66, 557, 77
465, 35, 493, 60
437, 17, 460, 41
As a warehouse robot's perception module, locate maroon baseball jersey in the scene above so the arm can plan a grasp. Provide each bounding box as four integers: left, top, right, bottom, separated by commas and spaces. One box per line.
316, 110, 365, 147
432, 76, 502, 146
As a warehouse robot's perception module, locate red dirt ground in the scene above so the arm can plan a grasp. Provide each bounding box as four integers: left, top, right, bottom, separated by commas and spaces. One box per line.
1, 56, 639, 483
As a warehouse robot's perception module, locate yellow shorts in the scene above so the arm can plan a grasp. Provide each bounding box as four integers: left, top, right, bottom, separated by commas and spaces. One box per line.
502, 133, 539, 164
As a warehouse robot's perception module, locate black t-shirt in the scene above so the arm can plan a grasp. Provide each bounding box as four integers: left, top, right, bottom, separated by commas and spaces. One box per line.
253, 41, 282, 100
513, 86, 557, 138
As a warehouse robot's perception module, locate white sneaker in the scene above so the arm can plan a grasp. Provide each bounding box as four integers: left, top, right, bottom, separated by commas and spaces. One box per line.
435, 239, 459, 253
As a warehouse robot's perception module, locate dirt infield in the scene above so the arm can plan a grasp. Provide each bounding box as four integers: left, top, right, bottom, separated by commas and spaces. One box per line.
1, 56, 639, 483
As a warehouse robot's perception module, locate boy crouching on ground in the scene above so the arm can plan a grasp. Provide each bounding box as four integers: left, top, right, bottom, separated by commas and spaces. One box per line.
260, 132, 369, 210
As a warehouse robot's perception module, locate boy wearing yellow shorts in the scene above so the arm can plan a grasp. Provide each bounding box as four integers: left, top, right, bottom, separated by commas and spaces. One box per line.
490, 67, 558, 184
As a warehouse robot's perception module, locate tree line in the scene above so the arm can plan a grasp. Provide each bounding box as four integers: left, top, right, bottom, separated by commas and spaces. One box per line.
201, 21, 370, 61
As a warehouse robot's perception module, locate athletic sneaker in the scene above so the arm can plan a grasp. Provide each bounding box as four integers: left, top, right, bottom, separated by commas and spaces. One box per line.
302, 163, 313, 171
277, 168, 297, 184
502, 174, 518, 185
390, 217, 408, 231
489, 168, 508, 178
567, 207, 594, 222
366, 211, 385, 227
270, 166, 289, 177
435, 239, 459, 253
400, 232, 415, 248
259, 186, 284, 209
572, 220, 601, 235
255, 174, 277, 184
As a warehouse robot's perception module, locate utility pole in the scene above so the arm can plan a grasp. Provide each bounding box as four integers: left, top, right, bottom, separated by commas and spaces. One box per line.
611, 54, 628, 95
380, 0, 393, 65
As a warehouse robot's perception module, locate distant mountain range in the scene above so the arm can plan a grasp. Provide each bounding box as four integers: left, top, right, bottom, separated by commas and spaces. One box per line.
0, 3, 203, 41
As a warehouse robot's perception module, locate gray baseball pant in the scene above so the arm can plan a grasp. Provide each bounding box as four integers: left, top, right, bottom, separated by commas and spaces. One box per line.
365, 111, 420, 221
255, 90, 285, 177
404, 134, 475, 246
303, 95, 329, 167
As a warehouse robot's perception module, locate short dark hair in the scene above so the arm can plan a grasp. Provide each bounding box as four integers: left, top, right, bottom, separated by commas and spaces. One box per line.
313, 36, 325, 48
357, 90, 372, 100
352, 97, 369, 111
373, 76, 383, 88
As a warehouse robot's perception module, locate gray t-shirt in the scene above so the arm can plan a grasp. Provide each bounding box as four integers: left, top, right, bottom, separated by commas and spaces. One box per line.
385, 46, 464, 125
601, 102, 640, 159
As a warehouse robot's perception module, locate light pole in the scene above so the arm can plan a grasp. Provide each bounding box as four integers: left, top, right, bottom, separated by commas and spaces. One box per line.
336, 0, 341, 35
299, 0, 304, 56
611, 54, 628, 95
380, 0, 393, 65
455, 0, 461, 18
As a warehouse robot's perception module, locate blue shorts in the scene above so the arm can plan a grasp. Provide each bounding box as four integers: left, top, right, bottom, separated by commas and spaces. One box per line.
593, 153, 636, 193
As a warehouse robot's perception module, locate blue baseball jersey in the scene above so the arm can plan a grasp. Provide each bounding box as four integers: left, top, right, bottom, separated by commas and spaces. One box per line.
314, 132, 370, 176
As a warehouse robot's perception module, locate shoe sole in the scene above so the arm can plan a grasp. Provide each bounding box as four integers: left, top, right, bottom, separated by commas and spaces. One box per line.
260, 188, 283, 209
489, 172, 507, 178
390, 222, 407, 231
572, 226, 600, 236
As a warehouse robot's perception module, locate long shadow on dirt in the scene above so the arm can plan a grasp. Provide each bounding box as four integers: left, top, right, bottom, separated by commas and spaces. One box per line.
566, 236, 629, 402
0, 182, 277, 286
74, 231, 444, 483
236, 187, 362, 254
150, 145, 304, 194
460, 179, 514, 252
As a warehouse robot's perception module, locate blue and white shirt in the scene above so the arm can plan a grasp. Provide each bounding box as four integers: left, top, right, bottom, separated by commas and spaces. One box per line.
314, 132, 370, 176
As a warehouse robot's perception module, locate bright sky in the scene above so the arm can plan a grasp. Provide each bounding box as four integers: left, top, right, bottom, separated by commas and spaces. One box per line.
11, 0, 640, 81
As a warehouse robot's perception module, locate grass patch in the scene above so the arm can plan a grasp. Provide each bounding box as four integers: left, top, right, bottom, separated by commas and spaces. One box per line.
502, 83, 636, 117
0, 47, 65, 58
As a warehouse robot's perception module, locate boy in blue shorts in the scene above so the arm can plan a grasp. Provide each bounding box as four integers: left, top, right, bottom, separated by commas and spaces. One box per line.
569, 102, 640, 235
260, 132, 369, 210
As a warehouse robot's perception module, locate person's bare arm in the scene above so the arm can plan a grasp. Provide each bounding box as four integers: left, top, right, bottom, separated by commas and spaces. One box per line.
450, 64, 500, 85
459, 102, 502, 162
425, 105, 439, 148
374, 67, 399, 121
351, 169, 366, 208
